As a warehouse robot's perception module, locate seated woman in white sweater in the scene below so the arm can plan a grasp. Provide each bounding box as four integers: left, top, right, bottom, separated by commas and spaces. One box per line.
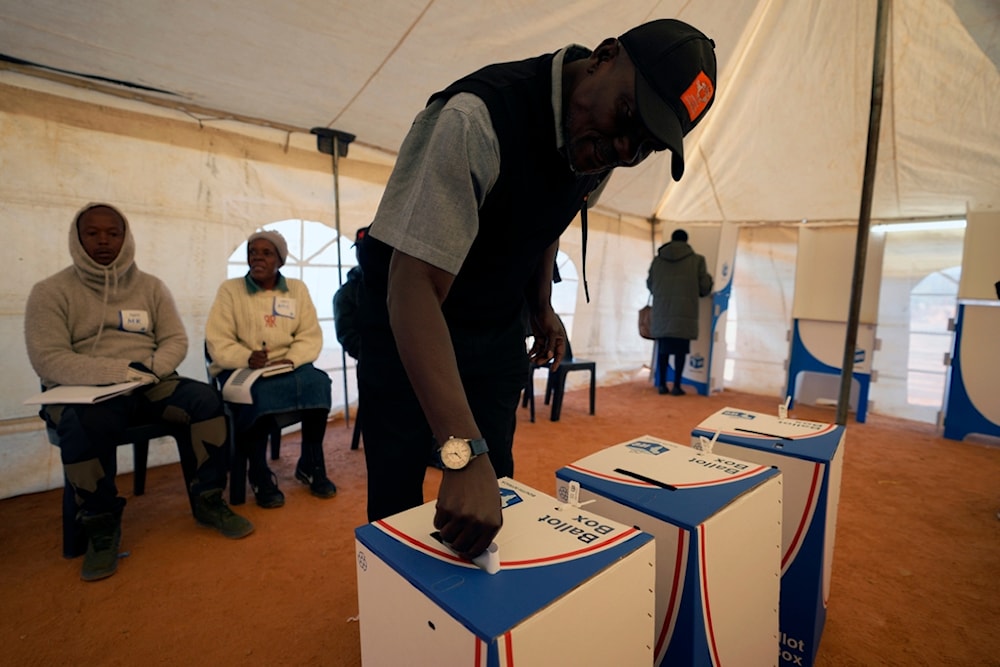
206, 230, 336, 508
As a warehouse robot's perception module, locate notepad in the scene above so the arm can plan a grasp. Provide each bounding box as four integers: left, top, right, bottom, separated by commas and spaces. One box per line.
23, 381, 145, 405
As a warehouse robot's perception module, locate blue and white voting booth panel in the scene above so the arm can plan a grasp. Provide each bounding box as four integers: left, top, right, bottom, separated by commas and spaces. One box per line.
692, 409, 845, 667
785, 227, 884, 423
653, 223, 738, 395
556, 435, 782, 667
944, 303, 1000, 440
943, 209, 1000, 442
786, 319, 876, 423
355, 478, 655, 667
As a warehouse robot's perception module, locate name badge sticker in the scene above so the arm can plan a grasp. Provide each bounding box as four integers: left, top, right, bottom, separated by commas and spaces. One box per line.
119, 310, 150, 333
273, 297, 296, 319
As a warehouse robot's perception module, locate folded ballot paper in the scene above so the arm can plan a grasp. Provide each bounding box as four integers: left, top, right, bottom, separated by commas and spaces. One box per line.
221, 364, 292, 404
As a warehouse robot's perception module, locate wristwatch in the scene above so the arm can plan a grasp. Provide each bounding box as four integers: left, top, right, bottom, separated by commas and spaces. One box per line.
437, 436, 489, 470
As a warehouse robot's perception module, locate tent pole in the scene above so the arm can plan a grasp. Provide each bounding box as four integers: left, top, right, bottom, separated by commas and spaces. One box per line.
332, 137, 349, 429
311, 128, 357, 428
837, 0, 890, 425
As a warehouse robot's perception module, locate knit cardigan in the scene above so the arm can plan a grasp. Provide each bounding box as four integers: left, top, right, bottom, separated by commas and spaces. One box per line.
204, 275, 323, 377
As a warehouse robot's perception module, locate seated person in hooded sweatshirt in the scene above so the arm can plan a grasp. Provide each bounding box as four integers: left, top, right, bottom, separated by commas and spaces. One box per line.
24, 203, 254, 583
205, 230, 336, 509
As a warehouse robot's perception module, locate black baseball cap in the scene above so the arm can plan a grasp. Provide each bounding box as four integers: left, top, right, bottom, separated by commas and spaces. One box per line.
618, 19, 717, 181
352, 226, 369, 247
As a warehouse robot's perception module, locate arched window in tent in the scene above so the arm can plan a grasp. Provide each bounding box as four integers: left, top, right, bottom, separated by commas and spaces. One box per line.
871, 220, 964, 423
227, 219, 357, 374
906, 266, 960, 408
550, 250, 579, 342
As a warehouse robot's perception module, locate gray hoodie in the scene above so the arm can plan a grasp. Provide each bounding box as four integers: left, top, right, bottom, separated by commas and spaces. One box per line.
24, 203, 188, 388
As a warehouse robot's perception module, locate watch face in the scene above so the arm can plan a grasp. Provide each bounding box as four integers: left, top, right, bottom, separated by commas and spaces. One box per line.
440, 439, 472, 470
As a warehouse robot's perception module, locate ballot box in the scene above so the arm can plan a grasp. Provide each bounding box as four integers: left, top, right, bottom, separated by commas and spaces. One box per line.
355, 477, 655, 666
556, 435, 782, 667
692, 408, 845, 667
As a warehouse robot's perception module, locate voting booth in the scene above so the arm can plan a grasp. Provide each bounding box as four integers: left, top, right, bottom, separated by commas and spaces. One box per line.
652, 222, 739, 395
692, 408, 845, 667
355, 478, 655, 667
556, 435, 782, 667
785, 226, 885, 422
943, 208, 1000, 441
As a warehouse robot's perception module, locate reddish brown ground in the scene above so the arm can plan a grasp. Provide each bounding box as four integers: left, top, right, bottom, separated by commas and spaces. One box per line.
1, 379, 997, 666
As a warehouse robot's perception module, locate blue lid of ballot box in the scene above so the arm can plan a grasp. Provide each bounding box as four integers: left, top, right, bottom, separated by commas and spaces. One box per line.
355, 478, 653, 642
556, 436, 780, 531
692, 408, 844, 463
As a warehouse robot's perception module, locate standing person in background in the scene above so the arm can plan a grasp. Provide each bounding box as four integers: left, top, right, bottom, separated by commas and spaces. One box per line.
333, 227, 368, 362
334, 227, 368, 450
358, 18, 718, 561
25, 203, 253, 582
206, 230, 336, 509
646, 228, 713, 395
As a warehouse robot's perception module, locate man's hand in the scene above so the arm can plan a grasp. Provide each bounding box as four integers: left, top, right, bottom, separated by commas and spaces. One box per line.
126, 362, 159, 385
528, 309, 567, 370
433, 455, 502, 560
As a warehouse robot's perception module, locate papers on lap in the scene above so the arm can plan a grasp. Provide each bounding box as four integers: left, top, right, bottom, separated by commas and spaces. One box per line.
222, 365, 293, 404
23, 381, 144, 405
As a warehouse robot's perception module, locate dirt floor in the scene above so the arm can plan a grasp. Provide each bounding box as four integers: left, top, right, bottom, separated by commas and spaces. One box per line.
1, 377, 997, 666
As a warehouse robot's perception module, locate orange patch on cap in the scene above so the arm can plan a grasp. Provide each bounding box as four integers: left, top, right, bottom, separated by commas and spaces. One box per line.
680, 71, 714, 122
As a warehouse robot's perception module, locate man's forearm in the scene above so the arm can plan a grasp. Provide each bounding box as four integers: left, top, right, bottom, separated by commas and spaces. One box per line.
387, 252, 480, 444
526, 239, 558, 319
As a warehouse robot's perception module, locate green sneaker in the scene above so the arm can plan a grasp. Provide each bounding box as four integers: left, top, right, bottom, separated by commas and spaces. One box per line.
80, 511, 122, 582
194, 489, 254, 539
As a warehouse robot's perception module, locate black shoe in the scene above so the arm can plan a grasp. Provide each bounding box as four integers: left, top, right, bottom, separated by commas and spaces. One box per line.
671, 385, 686, 396
657, 385, 669, 395
250, 469, 285, 508
294, 460, 337, 499
80, 511, 122, 582
193, 489, 255, 538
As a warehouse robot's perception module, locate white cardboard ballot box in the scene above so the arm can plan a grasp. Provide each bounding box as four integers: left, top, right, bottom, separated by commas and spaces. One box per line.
555, 435, 782, 667
354, 477, 655, 667
692, 408, 845, 667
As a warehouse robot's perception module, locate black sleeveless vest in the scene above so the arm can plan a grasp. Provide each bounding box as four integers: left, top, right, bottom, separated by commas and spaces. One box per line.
361, 52, 604, 334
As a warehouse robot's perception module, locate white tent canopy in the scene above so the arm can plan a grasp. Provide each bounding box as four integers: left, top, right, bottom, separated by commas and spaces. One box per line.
1, 0, 997, 225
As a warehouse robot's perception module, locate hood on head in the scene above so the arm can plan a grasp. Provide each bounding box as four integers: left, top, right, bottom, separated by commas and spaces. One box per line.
69, 202, 136, 276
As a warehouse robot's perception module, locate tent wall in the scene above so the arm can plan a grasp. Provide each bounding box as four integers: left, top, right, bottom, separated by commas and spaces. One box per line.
558, 210, 657, 380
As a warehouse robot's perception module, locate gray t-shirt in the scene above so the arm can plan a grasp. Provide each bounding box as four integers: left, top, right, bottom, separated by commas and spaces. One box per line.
369, 45, 606, 276
369, 93, 500, 275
